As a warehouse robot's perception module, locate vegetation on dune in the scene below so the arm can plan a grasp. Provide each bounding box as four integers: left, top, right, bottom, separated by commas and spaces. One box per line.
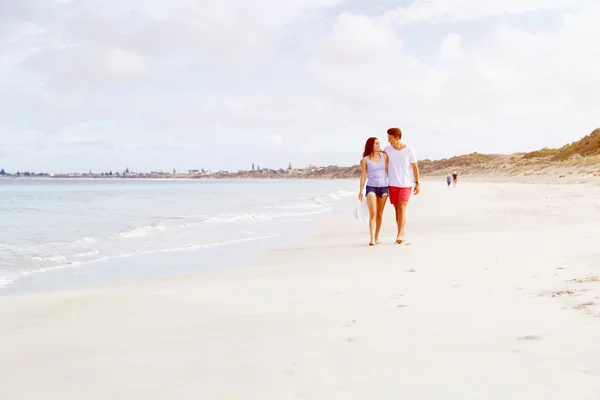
522, 147, 560, 159
522, 129, 600, 161
418, 152, 502, 174
553, 128, 600, 161
419, 128, 600, 175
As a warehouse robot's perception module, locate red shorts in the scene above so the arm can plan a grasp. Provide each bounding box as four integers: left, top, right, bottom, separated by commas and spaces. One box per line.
389, 186, 412, 204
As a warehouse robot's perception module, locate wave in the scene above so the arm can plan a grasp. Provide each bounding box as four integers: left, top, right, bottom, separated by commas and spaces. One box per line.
112, 214, 270, 240
12, 211, 290, 256
272, 206, 333, 219
273, 201, 327, 210
203, 213, 272, 224
30, 255, 67, 263
75, 250, 100, 257
160, 233, 279, 252
273, 189, 355, 211
0, 233, 280, 289
156, 214, 209, 221
309, 189, 355, 204
115, 224, 169, 239
111, 188, 353, 238
0, 185, 355, 289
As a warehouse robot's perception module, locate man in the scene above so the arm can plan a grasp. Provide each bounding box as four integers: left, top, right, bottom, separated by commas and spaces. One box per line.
383, 127, 420, 244
452, 171, 458, 188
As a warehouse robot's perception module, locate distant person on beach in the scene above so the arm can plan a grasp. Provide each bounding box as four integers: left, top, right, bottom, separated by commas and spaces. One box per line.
452, 171, 458, 187
383, 127, 420, 244
358, 137, 389, 246
446, 174, 452, 188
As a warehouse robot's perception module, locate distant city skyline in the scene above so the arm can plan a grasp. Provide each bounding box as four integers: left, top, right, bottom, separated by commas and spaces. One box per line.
0, 162, 309, 176
1, 0, 599, 173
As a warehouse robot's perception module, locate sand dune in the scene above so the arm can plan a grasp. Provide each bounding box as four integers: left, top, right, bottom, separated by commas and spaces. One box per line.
1, 181, 600, 399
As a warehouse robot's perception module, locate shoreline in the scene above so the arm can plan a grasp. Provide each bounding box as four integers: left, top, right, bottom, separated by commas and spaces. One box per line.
1, 180, 600, 398
0, 203, 338, 297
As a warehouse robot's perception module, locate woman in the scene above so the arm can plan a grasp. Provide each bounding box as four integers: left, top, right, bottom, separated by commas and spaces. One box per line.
358, 137, 389, 246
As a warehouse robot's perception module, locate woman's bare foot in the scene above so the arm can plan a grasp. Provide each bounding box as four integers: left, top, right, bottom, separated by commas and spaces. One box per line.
369, 242, 375, 246
375, 239, 382, 244
396, 237, 404, 244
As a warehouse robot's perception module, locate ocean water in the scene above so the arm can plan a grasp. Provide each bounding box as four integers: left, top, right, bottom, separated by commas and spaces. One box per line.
0, 179, 356, 294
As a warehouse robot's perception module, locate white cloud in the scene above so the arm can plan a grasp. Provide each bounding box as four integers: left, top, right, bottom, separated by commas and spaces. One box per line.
0, 0, 598, 172
313, 13, 404, 66
104, 49, 148, 78
439, 33, 462, 61
304, 1, 600, 158
384, 0, 582, 24
268, 134, 285, 148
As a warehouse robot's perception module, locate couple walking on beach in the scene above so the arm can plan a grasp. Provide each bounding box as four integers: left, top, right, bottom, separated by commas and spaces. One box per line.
358, 127, 420, 246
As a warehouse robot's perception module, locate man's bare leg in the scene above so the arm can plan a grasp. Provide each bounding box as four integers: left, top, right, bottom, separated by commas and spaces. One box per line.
393, 201, 408, 243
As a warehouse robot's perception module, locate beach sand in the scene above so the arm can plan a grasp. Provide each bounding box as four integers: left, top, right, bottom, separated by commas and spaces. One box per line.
1, 181, 600, 399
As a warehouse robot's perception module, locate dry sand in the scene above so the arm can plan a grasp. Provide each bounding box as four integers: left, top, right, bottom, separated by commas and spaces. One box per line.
1, 181, 600, 399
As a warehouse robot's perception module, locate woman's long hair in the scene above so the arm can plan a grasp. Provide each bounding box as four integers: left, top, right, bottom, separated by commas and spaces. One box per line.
362, 137, 377, 158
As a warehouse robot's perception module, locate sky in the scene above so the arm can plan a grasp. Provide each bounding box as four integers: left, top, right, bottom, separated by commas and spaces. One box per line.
1, 0, 599, 173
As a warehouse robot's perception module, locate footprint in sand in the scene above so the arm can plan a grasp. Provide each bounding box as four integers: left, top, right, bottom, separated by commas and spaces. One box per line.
517, 335, 542, 341
569, 276, 600, 283
407, 269, 417, 273
574, 301, 595, 310
551, 290, 575, 297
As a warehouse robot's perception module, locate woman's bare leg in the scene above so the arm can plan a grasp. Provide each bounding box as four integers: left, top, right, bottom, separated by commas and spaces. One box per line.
366, 193, 377, 245
375, 195, 387, 243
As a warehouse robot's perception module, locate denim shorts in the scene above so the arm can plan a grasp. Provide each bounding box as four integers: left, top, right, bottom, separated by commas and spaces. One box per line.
365, 185, 389, 198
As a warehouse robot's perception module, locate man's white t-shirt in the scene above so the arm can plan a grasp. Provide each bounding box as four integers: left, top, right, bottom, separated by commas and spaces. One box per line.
384, 144, 417, 187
